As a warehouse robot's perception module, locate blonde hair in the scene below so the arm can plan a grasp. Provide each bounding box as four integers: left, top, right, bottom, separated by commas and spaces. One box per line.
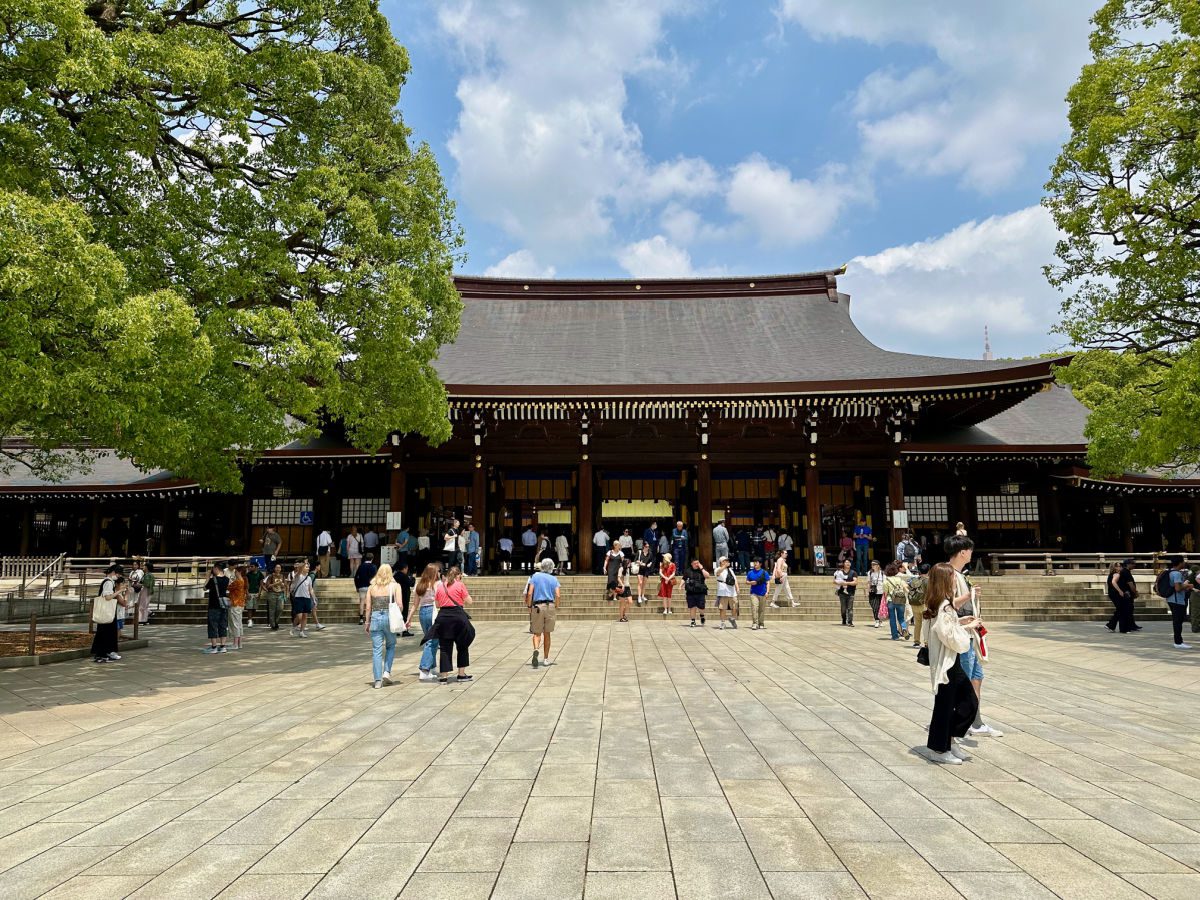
371, 564, 394, 588
661, 552, 672, 562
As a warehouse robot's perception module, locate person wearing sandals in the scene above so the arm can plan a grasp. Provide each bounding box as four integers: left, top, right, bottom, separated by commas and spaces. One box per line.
714, 556, 739, 629
634, 541, 655, 605
769, 550, 796, 608
414, 564, 441, 682
657, 552, 677, 615
923, 562, 980, 765
525, 558, 560, 666
364, 563, 400, 688
429, 566, 475, 683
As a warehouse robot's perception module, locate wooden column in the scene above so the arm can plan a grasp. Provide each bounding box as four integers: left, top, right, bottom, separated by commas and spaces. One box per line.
389, 463, 406, 513
19, 505, 31, 555
805, 465, 820, 572
888, 462, 905, 549
1192, 495, 1200, 553
159, 500, 172, 556
1120, 494, 1134, 553
697, 458, 712, 565
89, 503, 102, 556
471, 462, 486, 544
1044, 483, 1062, 550
578, 459, 593, 574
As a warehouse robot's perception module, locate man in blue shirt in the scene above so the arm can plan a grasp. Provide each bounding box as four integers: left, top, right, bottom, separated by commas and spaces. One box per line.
852, 518, 873, 574
524, 558, 561, 667
643, 521, 659, 557
745, 559, 770, 630
465, 524, 481, 576
1167, 556, 1192, 650
671, 521, 689, 563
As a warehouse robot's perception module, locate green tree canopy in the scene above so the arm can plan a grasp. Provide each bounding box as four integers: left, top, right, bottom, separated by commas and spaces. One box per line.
0, 0, 463, 491
1046, 0, 1200, 476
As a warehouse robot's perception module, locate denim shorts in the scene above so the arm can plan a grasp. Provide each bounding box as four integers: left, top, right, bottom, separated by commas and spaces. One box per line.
960, 643, 984, 680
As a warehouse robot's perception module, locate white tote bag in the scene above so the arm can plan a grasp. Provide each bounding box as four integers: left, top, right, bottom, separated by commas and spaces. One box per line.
388, 586, 406, 633
92, 594, 118, 625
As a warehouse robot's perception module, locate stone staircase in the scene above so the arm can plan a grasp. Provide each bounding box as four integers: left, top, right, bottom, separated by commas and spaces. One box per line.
146, 573, 1171, 625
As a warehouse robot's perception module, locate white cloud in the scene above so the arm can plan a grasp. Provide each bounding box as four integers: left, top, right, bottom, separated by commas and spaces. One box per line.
778, 0, 1096, 191
483, 250, 557, 278
617, 236, 695, 278
726, 155, 869, 245
843, 205, 1065, 357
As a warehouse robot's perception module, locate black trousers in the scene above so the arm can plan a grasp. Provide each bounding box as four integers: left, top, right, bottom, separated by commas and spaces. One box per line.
927, 654, 978, 753
1106, 594, 1136, 632
91, 621, 118, 658
1170, 601, 1188, 645
436, 607, 475, 673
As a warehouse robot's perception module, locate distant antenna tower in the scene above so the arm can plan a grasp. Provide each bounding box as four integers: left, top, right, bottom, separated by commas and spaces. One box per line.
982, 326, 994, 361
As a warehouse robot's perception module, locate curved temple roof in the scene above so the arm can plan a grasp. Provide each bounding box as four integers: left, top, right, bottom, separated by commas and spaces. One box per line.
437, 272, 1066, 397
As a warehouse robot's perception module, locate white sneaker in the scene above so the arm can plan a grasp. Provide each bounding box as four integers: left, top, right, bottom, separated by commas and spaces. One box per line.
718, 623, 725, 630
873, 622, 880, 628
1174, 642, 1192, 649
930, 750, 962, 766
969, 723, 1004, 737
107, 652, 121, 661
790, 602, 800, 607
299, 630, 308, 638
418, 671, 436, 682
246, 621, 253, 628
291, 627, 299, 636
382, 671, 393, 684
769, 602, 780, 608
950, 743, 971, 761
315, 624, 326, 631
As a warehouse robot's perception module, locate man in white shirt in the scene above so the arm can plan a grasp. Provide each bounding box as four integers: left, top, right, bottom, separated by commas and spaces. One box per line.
592, 527, 610, 574
498, 535, 514, 571
521, 526, 538, 571
316, 529, 333, 577
363, 528, 379, 553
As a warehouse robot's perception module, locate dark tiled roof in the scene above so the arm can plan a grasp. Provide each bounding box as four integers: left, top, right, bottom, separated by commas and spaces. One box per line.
0, 452, 188, 491
913, 385, 1088, 448
435, 287, 1054, 391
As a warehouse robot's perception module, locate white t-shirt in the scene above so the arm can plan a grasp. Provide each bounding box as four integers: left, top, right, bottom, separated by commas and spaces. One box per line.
417, 535, 431, 550
443, 530, 458, 552
618, 534, 633, 550
316, 531, 333, 551
555, 535, 569, 560
716, 568, 738, 598
593, 530, 610, 547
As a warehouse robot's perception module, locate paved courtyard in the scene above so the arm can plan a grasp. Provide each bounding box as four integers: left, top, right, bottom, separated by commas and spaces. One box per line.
1, 618, 1199, 899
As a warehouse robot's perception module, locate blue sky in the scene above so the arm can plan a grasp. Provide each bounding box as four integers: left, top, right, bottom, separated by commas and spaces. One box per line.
380, 0, 1102, 359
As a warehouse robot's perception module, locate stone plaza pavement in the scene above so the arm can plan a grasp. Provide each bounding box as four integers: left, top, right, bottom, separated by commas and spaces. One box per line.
0, 616, 1199, 899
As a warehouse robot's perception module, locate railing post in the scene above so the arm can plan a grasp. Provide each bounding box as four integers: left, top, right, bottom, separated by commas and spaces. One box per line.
28, 613, 36, 657
1043, 553, 1053, 576
990, 553, 1001, 576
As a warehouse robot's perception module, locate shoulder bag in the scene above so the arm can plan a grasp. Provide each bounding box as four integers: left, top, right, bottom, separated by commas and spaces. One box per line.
387, 586, 406, 633
92, 589, 118, 625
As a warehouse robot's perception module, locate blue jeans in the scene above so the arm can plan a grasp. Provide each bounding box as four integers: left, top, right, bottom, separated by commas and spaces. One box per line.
737, 550, 750, 572
418, 605, 438, 672
888, 601, 906, 639
960, 643, 984, 680
855, 545, 869, 573
370, 610, 396, 681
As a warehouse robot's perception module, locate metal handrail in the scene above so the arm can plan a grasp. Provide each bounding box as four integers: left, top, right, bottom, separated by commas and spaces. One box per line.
989, 550, 1177, 576
17, 553, 66, 600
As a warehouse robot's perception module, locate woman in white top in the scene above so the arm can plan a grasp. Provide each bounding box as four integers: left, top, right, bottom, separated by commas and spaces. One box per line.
923, 563, 980, 765
769, 550, 796, 608
364, 564, 400, 689
715, 556, 739, 629
347, 526, 364, 576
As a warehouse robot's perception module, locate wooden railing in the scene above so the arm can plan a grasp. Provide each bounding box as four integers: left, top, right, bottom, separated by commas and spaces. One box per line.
988, 550, 1176, 576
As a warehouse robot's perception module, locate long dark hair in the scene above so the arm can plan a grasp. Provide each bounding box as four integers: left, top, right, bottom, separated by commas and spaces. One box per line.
923, 562, 957, 620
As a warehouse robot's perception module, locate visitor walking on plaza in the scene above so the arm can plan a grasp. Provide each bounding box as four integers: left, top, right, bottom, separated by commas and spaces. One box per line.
555, 531, 569, 572
91, 564, 129, 663
414, 564, 441, 682
896, 531, 921, 569
428, 567, 475, 683
592, 525, 610, 574
1106, 559, 1140, 634
923, 562, 980, 765
605, 540, 625, 602
394, 561, 415, 637
658, 552, 678, 615
245, 560, 262, 627
634, 540, 655, 604
347, 525, 364, 576
316, 528, 333, 576
615, 560, 634, 622
356, 553, 379, 625
685, 559, 711, 627
834, 558, 858, 626
1165, 556, 1192, 649
852, 517, 873, 573
129, 558, 149, 625
712, 518, 731, 565
769, 550, 796, 607
291, 560, 315, 637
715, 556, 739, 629
882, 562, 911, 640
746, 558, 770, 629
227, 566, 247, 651
204, 563, 229, 653
364, 563, 399, 688
671, 520, 689, 563
262, 563, 287, 630
525, 558, 560, 666
261, 526, 282, 568
947, 534, 1003, 736
908, 563, 930, 647
866, 559, 885, 626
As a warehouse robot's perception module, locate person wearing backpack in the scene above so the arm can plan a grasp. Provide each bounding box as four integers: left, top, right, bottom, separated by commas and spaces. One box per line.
685, 559, 712, 628
882, 562, 911, 640
907, 564, 930, 648
1162, 556, 1192, 650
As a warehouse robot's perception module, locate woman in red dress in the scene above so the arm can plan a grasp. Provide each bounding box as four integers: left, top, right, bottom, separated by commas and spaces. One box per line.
658, 552, 677, 616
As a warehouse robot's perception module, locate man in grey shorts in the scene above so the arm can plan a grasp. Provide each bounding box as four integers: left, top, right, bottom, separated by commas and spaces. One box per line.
524, 558, 561, 668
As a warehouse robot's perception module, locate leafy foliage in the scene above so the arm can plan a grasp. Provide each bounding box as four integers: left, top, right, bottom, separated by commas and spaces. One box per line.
1045, 0, 1200, 476
0, 0, 463, 490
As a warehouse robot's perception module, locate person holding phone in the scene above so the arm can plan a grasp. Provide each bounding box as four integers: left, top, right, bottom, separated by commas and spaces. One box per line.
91, 565, 129, 663
203, 563, 230, 654
923, 562, 980, 764
945, 534, 1002, 737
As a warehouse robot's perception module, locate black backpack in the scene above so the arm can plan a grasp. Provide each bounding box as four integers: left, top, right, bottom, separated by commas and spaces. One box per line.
1155, 569, 1175, 599
685, 569, 708, 596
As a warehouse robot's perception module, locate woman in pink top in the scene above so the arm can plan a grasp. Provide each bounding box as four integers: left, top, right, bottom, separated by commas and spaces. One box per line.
426, 567, 475, 684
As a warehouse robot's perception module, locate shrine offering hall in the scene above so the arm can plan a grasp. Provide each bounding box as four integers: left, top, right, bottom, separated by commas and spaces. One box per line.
5, 271, 1199, 569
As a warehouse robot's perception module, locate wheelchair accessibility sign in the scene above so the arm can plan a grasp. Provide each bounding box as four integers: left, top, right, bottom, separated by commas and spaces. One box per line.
299, 510, 314, 525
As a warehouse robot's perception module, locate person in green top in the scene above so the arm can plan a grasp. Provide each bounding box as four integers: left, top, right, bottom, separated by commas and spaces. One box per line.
245, 560, 264, 627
